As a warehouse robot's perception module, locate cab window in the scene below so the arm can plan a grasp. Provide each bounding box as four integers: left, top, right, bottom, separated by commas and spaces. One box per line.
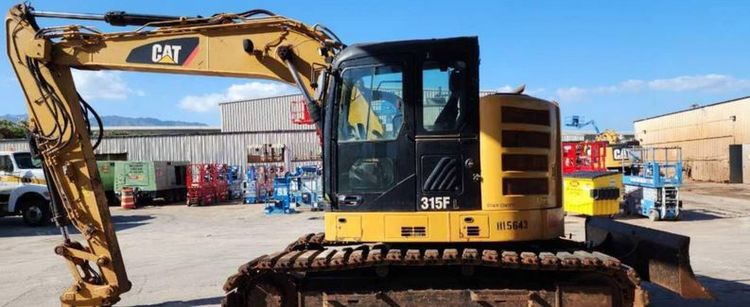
421, 61, 466, 132
13, 152, 42, 169
337, 65, 404, 142
336, 64, 403, 194
0, 155, 13, 173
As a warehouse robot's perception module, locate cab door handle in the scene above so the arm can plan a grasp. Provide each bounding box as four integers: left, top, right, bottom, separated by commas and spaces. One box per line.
338, 194, 363, 206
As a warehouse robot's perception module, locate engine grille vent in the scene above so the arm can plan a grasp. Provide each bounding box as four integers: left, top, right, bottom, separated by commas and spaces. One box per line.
401, 226, 427, 237
502, 154, 548, 171
466, 226, 481, 237
502, 131, 550, 148
501, 106, 550, 126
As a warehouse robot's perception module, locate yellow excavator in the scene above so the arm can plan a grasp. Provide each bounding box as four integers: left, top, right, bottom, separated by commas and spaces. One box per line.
6, 3, 711, 306
594, 129, 640, 171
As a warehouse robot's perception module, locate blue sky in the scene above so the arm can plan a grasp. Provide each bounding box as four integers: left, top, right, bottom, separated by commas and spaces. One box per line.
2, 1, 749, 131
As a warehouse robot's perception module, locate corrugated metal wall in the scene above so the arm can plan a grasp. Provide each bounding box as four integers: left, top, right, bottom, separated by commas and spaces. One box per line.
220, 94, 309, 133
634, 96, 750, 182
0, 131, 321, 169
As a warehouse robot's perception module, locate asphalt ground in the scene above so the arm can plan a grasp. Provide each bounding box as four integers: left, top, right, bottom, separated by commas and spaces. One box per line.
0, 182, 748, 306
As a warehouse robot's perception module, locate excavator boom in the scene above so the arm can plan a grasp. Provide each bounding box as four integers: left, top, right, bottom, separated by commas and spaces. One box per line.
6, 3, 337, 305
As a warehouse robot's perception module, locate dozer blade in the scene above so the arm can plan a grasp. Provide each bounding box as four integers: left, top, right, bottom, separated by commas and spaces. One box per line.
585, 217, 712, 299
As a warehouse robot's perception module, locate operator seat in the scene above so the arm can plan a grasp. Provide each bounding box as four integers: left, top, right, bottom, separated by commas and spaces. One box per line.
433, 69, 463, 131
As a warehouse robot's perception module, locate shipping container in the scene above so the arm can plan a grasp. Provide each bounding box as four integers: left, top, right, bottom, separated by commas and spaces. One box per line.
113, 161, 188, 204
96, 161, 117, 205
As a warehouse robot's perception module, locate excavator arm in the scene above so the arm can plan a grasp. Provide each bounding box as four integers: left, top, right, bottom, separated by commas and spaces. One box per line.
5, 3, 339, 305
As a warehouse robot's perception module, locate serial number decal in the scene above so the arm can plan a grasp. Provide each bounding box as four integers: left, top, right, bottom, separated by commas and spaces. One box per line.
497, 220, 529, 231
419, 196, 451, 210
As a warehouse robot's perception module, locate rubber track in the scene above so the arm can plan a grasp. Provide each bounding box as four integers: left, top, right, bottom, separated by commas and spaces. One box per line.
224, 233, 643, 304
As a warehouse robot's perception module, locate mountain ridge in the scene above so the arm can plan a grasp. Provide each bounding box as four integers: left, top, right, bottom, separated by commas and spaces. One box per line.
0, 114, 207, 127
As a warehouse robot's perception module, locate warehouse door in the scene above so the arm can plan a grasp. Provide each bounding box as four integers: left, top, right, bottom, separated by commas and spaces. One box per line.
729, 144, 743, 183
744, 144, 750, 184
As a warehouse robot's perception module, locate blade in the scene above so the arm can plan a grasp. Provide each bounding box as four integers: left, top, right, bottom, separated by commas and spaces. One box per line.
585, 217, 712, 299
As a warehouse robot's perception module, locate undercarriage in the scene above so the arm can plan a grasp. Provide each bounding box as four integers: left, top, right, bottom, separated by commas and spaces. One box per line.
223, 233, 646, 307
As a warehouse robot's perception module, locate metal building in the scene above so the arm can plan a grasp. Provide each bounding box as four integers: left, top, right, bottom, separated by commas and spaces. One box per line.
0, 94, 320, 168
633, 96, 750, 183
219, 94, 320, 165
0, 131, 320, 168
220, 94, 311, 133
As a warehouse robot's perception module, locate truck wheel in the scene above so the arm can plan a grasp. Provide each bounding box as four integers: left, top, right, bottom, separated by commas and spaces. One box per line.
620, 200, 633, 215
648, 210, 661, 222
22, 198, 51, 226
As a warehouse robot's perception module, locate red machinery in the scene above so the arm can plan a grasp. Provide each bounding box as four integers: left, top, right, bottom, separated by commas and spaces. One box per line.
213, 163, 230, 202
562, 141, 608, 174
290, 99, 313, 125
186, 163, 216, 206
291, 99, 323, 145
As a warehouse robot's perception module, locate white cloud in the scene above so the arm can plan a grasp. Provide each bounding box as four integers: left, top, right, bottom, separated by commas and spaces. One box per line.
556, 86, 589, 101
179, 81, 298, 112
647, 74, 750, 92
555, 74, 750, 102
620, 79, 646, 91
72, 71, 142, 100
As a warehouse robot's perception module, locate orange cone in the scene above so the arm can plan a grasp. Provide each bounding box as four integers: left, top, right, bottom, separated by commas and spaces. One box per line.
121, 187, 136, 209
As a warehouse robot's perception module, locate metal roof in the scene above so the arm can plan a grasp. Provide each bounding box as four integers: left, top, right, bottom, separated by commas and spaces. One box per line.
217, 93, 302, 106
102, 126, 220, 131
633, 95, 750, 123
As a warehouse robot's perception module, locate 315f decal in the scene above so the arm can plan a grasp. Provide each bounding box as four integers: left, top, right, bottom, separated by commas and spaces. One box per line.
419, 196, 452, 210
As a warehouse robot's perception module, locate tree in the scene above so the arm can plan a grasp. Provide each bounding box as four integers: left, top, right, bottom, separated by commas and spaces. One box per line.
0, 119, 27, 139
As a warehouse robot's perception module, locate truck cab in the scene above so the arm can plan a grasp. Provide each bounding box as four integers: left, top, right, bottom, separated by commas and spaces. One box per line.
0, 151, 51, 226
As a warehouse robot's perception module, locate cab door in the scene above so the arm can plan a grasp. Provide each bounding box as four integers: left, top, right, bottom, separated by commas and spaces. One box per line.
332, 59, 416, 212
415, 38, 481, 212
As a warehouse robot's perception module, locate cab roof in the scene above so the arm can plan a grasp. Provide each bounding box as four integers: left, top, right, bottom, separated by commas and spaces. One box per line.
332, 36, 478, 68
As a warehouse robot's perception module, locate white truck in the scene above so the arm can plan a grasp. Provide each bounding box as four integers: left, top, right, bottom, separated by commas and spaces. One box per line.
0, 151, 51, 226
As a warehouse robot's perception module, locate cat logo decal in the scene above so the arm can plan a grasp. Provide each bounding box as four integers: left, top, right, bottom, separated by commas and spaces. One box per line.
126, 37, 199, 66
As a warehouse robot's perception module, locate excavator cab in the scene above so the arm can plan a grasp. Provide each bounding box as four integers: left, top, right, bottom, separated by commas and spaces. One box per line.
324, 37, 481, 214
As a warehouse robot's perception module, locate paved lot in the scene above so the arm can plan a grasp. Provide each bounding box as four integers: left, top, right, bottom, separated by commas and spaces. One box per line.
1, 182, 748, 306
566, 182, 750, 307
